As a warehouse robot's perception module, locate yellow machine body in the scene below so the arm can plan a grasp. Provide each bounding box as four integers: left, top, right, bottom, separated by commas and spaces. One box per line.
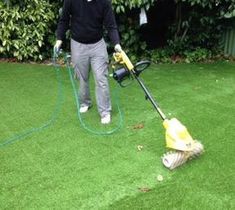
113, 51, 134, 71
163, 118, 196, 151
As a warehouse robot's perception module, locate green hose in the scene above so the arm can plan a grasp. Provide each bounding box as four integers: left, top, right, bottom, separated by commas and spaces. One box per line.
0, 56, 63, 148
0, 53, 123, 148
64, 53, 123, 135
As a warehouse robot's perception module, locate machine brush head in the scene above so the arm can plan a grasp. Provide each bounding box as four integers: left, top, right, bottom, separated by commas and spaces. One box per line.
162, 140, 204, 170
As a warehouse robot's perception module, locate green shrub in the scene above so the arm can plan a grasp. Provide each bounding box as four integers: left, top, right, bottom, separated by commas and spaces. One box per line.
149, 48, 173, 64
1, 0, 234, 62
112, 0, 155, 13
148, 47, 214, 64
184, 48, 212, 63
116, 15, 147, 62
167, 0, 235, 57
0, 0, 57, 61
111, 0, 155, 61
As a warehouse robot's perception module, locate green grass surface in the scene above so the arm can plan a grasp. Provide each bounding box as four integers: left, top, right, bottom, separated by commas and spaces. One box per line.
0, 61, 235, 209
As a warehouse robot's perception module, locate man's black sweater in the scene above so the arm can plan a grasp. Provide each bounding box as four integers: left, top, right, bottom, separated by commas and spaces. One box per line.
56, 0, 120, 45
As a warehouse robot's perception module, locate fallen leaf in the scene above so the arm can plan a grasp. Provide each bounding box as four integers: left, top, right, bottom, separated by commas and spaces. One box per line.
133, 123, 144, 129
138, 187, 151, 193
137, 145, 144, 151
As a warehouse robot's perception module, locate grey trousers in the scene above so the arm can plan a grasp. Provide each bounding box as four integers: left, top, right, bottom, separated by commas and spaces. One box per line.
71, 38, 111, 117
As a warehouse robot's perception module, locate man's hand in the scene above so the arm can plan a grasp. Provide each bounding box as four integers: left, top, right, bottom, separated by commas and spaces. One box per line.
114, 44, 122, 52
54, 40, 62, 55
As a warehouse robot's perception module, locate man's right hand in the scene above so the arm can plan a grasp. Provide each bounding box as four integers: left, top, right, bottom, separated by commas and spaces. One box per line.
54, 40, 62, 55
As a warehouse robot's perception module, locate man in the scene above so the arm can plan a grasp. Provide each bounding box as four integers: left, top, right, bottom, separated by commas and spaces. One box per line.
54, 0, 122, 124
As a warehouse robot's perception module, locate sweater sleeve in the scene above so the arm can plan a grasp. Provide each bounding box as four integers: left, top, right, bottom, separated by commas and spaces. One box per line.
56, 0, 71, 40
103, 0, 120, 45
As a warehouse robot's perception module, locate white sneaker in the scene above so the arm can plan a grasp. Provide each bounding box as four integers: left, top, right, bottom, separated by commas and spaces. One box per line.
79, 105, 89, 113
101, 114, 111, 124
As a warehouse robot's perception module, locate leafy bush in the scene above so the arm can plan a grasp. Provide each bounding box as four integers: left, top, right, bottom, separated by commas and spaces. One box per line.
115, 15, 147, 62
149, 48, 173, 64
112, 0, 235, 63
167, 0, 235, 56
1, 0, 234, 62
111, 0, 155, 61
184, 48, 212, 63
148, 47, 213, 64
0, 0, 58, 61
112, 0, 155, 13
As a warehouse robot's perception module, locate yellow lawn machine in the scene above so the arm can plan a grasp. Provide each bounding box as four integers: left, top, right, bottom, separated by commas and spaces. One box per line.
112, 50, 204, 170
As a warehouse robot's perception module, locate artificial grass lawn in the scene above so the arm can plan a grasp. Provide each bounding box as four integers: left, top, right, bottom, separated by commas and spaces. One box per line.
0, 61, 234, 209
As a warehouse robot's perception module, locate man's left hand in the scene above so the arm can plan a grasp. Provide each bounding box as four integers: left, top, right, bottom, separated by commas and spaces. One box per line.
114, 44, 122, 52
